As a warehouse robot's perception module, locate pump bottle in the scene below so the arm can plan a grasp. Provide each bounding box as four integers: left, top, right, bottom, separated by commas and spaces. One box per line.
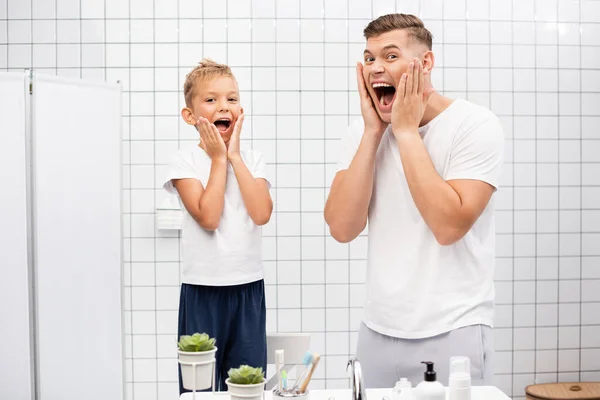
415, 361, 445, 400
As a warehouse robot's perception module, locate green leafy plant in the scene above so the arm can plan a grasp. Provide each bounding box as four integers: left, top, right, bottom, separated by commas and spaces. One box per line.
227, 365, 265, 385
178, 333, 216, 352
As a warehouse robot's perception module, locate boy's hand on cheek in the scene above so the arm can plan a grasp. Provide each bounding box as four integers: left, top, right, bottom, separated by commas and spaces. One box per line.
227, 112, 244, 161
197, 117, 227, 162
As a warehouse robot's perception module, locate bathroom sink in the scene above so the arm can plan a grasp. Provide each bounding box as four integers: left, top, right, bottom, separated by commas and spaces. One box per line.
181, 386, 511, 400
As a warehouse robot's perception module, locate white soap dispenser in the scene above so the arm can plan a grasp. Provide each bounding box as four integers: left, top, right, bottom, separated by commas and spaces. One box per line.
415, 361, 445, 400
448, 356, 471, 400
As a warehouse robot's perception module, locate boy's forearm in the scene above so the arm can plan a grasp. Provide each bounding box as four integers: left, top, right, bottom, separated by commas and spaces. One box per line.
324, 133, 381, 242
197, 157, 227, 230
229, 156, 273, 225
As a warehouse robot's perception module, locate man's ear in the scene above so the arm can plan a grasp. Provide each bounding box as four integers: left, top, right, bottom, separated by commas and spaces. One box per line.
422, 50, 435, 75
181, 107, 196, 126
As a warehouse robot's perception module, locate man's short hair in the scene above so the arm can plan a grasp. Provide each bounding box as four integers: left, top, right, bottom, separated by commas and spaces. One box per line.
364, 13, 433, 50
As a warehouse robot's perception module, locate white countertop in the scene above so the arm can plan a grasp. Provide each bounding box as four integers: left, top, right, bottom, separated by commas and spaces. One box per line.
181, 387, 511, 400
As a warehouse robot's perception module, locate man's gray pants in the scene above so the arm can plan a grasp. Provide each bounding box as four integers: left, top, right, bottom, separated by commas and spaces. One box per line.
356, 322, 494, 388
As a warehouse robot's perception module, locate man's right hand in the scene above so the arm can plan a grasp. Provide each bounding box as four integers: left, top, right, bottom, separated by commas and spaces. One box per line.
197, 117, 227, 162
356, 62, 388, 138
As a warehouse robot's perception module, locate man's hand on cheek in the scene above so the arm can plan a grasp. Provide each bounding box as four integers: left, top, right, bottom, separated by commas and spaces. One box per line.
391, 58, 433, 138
356, 62, 388, 138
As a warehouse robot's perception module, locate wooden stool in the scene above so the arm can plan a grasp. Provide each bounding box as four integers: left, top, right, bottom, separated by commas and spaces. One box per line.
526, 382, 600, 399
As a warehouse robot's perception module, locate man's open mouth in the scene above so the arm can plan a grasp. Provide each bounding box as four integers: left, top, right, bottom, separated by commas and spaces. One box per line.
372, 82, 396, 108
214, 118, 231, 132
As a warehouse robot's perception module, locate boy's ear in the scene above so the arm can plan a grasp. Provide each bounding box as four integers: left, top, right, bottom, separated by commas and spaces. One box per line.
240, 107, 244, 115
181, 107, 196, 126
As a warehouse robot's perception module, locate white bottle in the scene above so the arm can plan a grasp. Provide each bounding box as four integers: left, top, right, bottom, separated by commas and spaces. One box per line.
396, 378, 415, 400
415, 362, 445, 400
393, 378, 415, 400
393, 378, 406, 398
448, 356, 471, 400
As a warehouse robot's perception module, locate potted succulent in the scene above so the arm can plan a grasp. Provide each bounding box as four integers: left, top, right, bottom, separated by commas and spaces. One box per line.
177, 333, 217, 391
226, 365, 266, 400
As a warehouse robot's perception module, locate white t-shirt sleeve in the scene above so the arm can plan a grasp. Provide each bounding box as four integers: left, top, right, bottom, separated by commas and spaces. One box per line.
162, 150, 200, 195
445, 114, 505, 189
336, 118, 363, 172
250, 150, 271, 188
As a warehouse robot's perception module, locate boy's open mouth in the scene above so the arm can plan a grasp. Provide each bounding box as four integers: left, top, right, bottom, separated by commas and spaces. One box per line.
214, 118, 231, 132
372, 82, 396, 109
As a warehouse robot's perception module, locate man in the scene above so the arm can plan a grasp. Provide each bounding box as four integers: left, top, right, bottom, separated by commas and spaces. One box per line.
324, 13, 504, 387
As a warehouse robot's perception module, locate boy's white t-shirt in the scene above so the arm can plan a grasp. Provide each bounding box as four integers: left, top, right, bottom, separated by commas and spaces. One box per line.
163, 146, 270, 286
337, 98, 505, 339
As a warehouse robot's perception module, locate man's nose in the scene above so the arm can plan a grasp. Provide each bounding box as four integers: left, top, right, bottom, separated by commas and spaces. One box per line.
371, 59, 385, 74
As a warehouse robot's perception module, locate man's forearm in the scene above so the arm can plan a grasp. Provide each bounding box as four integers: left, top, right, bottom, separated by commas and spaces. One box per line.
325, 133, 381, 242
229, 156, 272, 225
197, 157, 227, 230
395, 132, 464, 243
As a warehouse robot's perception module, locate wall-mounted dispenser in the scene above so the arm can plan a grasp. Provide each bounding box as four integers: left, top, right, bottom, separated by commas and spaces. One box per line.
156, 194, 183, 230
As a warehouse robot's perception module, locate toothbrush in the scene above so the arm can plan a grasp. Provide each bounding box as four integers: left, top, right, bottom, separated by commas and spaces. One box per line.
292, 352, 315, 391
299, 353, 321, 394
275, 349, 284, 392
282, 370, 288, 390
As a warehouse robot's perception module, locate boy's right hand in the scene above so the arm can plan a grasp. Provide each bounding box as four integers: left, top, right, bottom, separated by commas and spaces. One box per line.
197, 117, 227, 161
356, 62, 387, 138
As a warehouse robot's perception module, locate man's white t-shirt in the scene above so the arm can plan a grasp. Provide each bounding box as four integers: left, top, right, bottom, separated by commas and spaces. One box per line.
337, 98, 504, 339
163, 146, 270, 286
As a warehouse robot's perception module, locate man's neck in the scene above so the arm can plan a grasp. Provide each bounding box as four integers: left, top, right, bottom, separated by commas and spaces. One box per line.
420, 91, 454, 127
198, 141, 230, 151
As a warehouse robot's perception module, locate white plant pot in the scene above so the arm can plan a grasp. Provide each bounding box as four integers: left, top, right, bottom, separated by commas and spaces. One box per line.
226, 378, 265, 400
178, 347, 217, 391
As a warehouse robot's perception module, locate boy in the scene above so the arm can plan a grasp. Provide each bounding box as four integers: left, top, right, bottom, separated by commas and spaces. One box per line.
163, 59, 272, 394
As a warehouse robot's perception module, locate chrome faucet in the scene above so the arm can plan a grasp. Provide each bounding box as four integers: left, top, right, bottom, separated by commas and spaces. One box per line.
347, 357, 367, 400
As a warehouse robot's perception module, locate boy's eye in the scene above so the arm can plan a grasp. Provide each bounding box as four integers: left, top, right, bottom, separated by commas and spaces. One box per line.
228, 98, 238, 102
205, 98, 215, 102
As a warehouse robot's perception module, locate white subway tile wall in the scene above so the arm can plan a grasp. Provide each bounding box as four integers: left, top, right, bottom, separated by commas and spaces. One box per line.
2, 0, 600, 399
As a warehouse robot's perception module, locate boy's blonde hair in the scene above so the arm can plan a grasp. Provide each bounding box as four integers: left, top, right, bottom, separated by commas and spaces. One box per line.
183, 58, 236, 108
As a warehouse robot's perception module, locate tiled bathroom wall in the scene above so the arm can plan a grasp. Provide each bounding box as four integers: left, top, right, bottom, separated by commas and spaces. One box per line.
2, 0, 600, 399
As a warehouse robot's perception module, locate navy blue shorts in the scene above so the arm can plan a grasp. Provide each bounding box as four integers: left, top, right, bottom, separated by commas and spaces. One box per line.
177, 279, 267, 394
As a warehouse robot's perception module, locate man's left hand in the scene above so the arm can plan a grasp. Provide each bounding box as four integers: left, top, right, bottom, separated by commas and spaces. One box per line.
391, 58, 433, 137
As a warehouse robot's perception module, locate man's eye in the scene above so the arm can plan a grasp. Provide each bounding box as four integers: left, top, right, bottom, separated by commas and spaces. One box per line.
387, 54, 397, 59
365, 56, 374, 62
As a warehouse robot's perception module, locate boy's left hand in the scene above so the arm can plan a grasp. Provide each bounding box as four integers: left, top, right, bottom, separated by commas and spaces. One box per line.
391, 58, 433, 138
227, 111, 245, 160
